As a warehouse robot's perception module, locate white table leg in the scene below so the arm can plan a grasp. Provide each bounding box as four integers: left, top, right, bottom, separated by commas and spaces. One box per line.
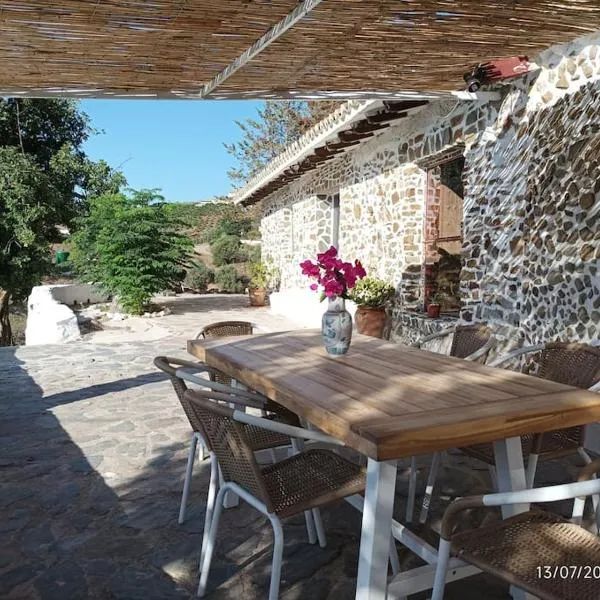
356, 459, 398, 600
493, 437, 533, 600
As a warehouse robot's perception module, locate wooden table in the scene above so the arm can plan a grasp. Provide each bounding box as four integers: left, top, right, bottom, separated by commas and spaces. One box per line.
188, 330, 600, 600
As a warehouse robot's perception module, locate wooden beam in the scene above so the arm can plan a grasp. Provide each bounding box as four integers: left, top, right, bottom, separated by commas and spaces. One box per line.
200, 0, 324, 98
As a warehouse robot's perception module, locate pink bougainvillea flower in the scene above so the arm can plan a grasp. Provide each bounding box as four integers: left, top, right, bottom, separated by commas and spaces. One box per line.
323, 279, 344, 298
300, 246, 366, 300
354, 260, 367, 279
299, 259, 320, 278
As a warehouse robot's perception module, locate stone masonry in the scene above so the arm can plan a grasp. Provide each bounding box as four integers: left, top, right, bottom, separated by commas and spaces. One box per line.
258, 31, 600, 348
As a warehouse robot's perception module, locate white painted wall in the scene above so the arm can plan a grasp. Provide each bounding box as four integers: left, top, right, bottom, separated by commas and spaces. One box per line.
269, 288, 357, 328
25, 284, 109, 345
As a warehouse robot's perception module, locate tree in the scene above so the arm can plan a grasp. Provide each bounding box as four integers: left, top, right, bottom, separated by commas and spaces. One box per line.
70, 189, 193, 314
211, 234, 243, 266
0, 98, 125, 344
0, 148, 59, 344
224, 100, 342, 186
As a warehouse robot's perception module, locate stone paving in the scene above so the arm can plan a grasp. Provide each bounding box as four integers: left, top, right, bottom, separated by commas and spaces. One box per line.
0, 294, 595, 599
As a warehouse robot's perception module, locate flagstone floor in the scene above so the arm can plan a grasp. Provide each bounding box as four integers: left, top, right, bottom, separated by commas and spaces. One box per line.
0, 295, 593, 599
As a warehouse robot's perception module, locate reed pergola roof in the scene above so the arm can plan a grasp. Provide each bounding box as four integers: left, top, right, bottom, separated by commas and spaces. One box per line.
1, 1, 599, 100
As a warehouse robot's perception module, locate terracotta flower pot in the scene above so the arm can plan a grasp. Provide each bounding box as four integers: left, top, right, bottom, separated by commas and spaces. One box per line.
427, 303, 441, 319
355, 306, 387, 338
249, 287, 267, 307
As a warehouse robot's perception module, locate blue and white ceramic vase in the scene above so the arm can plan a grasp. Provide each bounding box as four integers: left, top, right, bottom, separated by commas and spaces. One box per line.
321, 296, 352, 356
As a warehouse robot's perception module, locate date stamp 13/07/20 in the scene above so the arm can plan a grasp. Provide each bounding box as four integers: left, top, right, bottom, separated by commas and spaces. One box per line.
537, 566, 600, 580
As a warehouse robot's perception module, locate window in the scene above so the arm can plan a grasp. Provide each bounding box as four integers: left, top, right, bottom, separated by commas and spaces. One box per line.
424, 154, 465, 314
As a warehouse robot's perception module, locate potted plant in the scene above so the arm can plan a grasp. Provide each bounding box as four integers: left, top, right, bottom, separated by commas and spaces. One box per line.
248, 262, 273, 307
348, 276, 395, 338
427, 293, 442, 319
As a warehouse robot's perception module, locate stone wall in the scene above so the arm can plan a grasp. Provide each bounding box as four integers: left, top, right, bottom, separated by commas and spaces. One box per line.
260, 31, 600, 347
461, 34, 600, 347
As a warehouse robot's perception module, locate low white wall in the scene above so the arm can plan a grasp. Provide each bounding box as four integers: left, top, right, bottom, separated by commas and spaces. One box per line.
50, 283, 108, 306
25, 284, 109, 345
269, 288, 357, 328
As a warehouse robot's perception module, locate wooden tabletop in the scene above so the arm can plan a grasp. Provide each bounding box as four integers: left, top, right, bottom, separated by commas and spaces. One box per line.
187, 330, 600, 461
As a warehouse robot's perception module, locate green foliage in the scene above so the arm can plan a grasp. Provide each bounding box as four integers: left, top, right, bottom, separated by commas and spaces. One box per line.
70, 189, 192, 314
348, 276, 395, 308
211, 234, 242, 266
214, 265, 244, 293
0, 99, 126, 300
245, 244, 261, 264
224, 101, 342, 186
249, 261, 278, 290
0, 147, 59, 300
184, 261, 215, 293
207, 217, 252, 242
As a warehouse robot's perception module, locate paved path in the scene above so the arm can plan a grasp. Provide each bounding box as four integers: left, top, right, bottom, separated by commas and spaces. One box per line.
0, 295, 592, 599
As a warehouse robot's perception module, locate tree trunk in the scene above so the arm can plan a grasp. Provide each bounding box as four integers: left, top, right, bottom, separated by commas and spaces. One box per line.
0, 289, 13, 346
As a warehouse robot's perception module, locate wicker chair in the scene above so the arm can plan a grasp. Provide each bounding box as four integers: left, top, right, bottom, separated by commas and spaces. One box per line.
459, 342, 600, 489
154, 357, 297, 526
185, 389, 366, 600
432, 458, 600, 600
195, 321, 254, 388
196, 320, 253, 339
407, 323, 496, 523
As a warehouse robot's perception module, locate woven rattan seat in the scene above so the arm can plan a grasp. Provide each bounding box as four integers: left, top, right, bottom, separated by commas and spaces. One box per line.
262, 449, 365, 518
460, 342, 600, 469
195, 321, 254, 387
187, 389, 367, 600
450, 323, 495, 360
197, 320, 253, 339
451, 510, 600, 600
154, 356, 294, 453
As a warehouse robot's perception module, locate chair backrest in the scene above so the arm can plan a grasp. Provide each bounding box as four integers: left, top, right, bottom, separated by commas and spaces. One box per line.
154, 356, 207, 436
450, 324, 494, 361
198, 321, 253, 339
185, 388, 273, 510
537, 342, 600, 389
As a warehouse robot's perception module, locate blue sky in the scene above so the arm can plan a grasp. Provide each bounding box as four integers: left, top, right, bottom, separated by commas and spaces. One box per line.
81, 100, 263, 203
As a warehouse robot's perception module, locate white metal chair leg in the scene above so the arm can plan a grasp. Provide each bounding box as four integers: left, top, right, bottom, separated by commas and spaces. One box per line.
198, 485, 227, 597
578, 448, 600, 529
312, 507, 326, 548
198, 452, 219, 573
219, 465, 239, 508
179, 432, 200, 524
431, 539, 452, 600
267, 514, 285, 600
389, 536, 400, 575
525, 453, 539, 488
198, 440, 207, 461
419, 451, 441, 524
406, 456, 418, 523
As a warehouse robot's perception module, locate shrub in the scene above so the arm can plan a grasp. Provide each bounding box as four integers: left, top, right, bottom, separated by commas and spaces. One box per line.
245, 244, 261, 264
249, 261, 278, 290
214, 265, 244, 293
348, 276, 395, 308
184, 261, 214, 292
70, 189, 192, 314
211, 234, 242, 266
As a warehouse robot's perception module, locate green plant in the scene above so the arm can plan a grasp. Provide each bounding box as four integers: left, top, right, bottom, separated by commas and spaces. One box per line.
214, 265, 244, 293
184, 261, 215, 293
70, 189, 192, 314
348, 276, 395, 308
249, 261, 277, 290
211, 234, 242, 266
245, 244, 261, 264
